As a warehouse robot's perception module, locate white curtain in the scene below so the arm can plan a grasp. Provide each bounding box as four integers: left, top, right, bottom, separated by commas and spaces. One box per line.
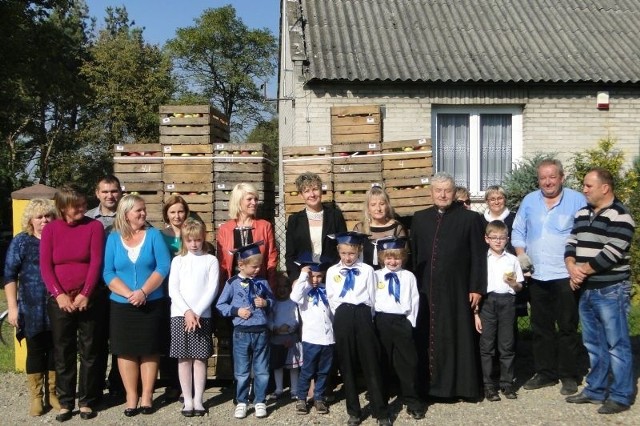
437, 114, 469, 188
480, 114, 512, 189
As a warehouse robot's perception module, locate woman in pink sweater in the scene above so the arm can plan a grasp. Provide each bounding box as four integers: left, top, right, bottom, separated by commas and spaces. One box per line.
40, 185, 105, 422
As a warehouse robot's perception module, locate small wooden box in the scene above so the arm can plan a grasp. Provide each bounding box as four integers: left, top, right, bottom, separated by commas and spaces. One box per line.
382, 138, 433, 179
331, 105, 381, 144
159, 105, 229, 143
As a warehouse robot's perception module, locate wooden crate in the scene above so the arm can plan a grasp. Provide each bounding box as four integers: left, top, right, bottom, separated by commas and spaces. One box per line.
159, 105, 229, 143
282, 145, 332, 185
113, 144, 163, 183
207, 336, 233, 380
331, 105, 381, 144
385, 176, 433, 216
213, 142, 269, 158
214, 162, 273, 183
332, 142, 383, 184
162, 145, 214, 184
382, 138, 433, 179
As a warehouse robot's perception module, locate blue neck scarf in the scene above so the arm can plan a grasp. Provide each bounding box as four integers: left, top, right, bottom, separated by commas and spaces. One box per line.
339, 268, 360, 297
308, 286, 328, 306
385, 271, 401, 303
243, 277, 266, 308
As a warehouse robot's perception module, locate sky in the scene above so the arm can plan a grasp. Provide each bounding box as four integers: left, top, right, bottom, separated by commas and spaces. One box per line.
85, 0, 281, 95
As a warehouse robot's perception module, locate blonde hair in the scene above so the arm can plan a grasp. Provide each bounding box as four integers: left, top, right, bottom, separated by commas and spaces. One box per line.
54, 184, 86, 218
485, 220, 508, 236
484, 185, 507, 201
360, 186, 395, 234
113, 194, 146, 239
377, 247, 408, 266
177, 218, 206, 256
21, 199, 56, 235
163, 195, 190, 224
229, 183, 259, 219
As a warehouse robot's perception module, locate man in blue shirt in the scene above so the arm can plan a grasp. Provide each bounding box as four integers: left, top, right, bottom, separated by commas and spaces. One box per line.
511, 159, 586, 395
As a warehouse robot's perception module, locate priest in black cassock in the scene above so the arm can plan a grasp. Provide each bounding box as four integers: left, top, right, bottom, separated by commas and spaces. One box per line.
410, 172, 487, 400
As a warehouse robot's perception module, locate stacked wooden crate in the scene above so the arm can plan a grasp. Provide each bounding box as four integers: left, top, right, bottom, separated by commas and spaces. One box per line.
113, 143, 164, 228
212, 143, 275, 230
282, 145, 333, 221
382, 138, 433, 216
159, 105, 230, 242
331, 105, 383, 229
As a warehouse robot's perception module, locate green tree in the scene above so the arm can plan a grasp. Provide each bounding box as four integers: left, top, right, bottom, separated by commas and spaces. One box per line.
566, 137, 636, 203
246, 117, 278, 182
165, 5, 277, 136
78, 5, 174, 179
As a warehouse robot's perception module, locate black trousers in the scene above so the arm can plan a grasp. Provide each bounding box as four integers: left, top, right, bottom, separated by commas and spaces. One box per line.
529, 278, 582, 380
375, 312, 423, 411
93, 287, 124, 394
25, 331, 55, 374
47, 295, 107, 409
334, 304, 388, 419
479, 293, 516, 388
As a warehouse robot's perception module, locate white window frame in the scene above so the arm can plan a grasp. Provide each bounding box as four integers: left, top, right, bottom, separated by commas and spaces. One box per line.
431, 106, 523, 196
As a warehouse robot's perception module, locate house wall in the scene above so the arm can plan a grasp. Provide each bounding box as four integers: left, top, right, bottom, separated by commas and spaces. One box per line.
279, 81, 640, 170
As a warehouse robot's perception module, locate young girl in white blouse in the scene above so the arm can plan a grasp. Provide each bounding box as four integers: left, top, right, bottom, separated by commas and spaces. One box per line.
168, 219, 219, 417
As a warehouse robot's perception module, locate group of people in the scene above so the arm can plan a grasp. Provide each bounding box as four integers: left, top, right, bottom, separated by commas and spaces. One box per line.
2, 158, 635, 424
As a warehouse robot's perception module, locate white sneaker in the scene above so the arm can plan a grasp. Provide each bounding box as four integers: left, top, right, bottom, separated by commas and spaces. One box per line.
254, 402, 267, 418
234, 403, 247, 419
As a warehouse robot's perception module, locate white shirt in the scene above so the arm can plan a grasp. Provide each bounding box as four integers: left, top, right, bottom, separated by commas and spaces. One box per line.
374, 267, 420, 327
168, 251, 219, 317
290, 271, 335, 345
486, 250, 524, 295
326, 260, 376, 315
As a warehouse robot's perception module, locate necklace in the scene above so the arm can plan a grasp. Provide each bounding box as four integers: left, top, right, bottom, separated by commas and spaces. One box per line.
306, 208, 324, 221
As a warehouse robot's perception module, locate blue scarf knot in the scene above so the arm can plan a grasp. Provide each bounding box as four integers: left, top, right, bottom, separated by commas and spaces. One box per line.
385, 271, 401, 303
308, 286, 328, 306
339, 268, 360, 297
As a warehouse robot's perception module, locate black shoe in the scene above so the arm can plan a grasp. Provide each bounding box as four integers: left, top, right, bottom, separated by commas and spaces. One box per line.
192, 409, 207, 417
314, 400, 329, 414
377, 417, 392, 426
597, 399, 629, 414
140, 405, 155, 415
55, 409, 73, 422
523, 373, 557, 390
347, 414, 362, 425
79, 408, 97, 420
407, 407, 426, 419
484, 387, 501, 402
501, 385, 517, 400
181, 408, 194, 417
123, 408, 138, 417
566, 392, 603, 405
560, 378, 578, 395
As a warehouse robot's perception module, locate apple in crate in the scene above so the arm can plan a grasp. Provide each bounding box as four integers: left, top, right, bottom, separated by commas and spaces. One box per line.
343, 190, 354, 195
241, 151, 250, 156
290, 191, 298, 196
174, 113, 184, 118
339, 152, 349, 157
403, 147, 414, 152
181, 153, 191, 157
219, 150, 229, 155
128, 152, 140, 156
232, 150, 241, 155
251, 151, 260, 156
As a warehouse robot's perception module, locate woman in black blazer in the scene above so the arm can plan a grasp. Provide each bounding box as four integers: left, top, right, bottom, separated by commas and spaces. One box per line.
285, 173, 347, 281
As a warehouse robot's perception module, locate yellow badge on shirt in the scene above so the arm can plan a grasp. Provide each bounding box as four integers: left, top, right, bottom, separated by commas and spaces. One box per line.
377, 281, 385, 290
334, 275, 342, 283
240, 281, 249, 288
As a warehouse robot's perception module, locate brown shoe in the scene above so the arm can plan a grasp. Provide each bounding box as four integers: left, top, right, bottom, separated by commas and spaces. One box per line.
314, 399, 329, 414
295, 399, 308, 415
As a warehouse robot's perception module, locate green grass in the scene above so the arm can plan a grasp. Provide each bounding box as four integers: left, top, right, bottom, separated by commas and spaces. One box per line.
0, 291, 16, 372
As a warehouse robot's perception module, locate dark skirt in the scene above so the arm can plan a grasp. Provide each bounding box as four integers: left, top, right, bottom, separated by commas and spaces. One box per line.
110, 299, 165, 356
169, 316, 213, 359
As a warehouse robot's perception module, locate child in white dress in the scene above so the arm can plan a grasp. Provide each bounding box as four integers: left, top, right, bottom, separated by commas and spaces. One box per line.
269, 273, 302, 399
168, 219, 219, 417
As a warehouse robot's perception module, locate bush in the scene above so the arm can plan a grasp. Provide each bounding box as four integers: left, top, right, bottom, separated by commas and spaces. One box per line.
502, 153, 558, 211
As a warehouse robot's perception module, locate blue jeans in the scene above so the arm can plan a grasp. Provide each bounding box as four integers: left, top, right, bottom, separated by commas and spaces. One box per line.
579, 282, 633, 406
233, 329, 270, 404
296, 342, 334, 401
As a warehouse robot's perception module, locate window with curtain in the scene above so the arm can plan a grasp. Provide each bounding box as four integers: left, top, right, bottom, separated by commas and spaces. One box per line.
433, 107, 522, 194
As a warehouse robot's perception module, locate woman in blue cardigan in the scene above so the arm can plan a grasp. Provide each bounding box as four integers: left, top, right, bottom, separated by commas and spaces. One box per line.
103, 195, 171, 417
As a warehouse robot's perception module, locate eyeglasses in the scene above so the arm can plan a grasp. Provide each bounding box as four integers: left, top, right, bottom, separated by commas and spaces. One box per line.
488, 197, 505, 203
460, 199, 471, 205
487, 236, 508, 241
